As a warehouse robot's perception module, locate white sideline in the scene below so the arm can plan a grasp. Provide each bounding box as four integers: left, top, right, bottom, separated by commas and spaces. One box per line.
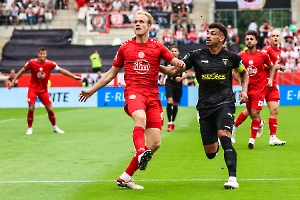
0, 118, 16, 123
0, 178, 299, 184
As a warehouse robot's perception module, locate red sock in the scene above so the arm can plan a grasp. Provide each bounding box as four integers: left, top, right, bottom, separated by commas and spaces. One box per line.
124, 154, 139, 176
250, 119, 260, 139
234, 112, 248, 127
27, 111, 34, 128
269, 118, 277, 135
132, 126, 145, 154
48, 111, 56, 126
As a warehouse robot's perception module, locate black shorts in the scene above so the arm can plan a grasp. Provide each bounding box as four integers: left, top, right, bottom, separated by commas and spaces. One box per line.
198, 104, 235, 145
165, 84, 182, 103
92, 67, 102, 73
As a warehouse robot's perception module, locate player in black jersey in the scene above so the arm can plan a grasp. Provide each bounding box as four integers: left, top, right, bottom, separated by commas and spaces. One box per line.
160, 45, 189, 132
160, 22, 249, 189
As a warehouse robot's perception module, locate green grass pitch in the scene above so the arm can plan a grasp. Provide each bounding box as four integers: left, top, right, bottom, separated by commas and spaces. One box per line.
0, 106, 299, 200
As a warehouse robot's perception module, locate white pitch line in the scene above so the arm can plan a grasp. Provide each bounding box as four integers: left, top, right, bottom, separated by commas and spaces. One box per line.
0, 178, 299, 184
0, 118, 16, 123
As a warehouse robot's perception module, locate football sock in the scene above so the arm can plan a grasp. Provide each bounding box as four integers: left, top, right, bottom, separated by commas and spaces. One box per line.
269, 118, 277, 136
124, 153, 139, 177
120, 171, 131, 182
234, 112, 248, 127
48, 111, 56, 126
167, 103, 172, 122
220, 136, 237, 177
250, 119, 260, 139
27, 110, 34, 128
171, 105, 178, 121
132, 126, 145, 154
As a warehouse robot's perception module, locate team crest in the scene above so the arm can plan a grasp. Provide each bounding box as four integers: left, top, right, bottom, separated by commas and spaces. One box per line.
249, 60, 253, 65
138, 52, 145, 58
222, 59, 228, 65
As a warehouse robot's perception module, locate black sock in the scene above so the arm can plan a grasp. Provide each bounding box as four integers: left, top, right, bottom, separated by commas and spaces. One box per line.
220, 136, 237, 177
171, 105, 178, 122
167, 103, 172, 122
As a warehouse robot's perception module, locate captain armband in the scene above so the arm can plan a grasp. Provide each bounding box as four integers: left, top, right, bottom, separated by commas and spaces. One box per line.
235, 61, 245, 73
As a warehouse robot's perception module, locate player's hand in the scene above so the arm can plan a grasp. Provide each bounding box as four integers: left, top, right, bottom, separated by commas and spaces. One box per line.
79, 90, 93, 102
73, 75, 81, 80
279, 65, 285, 72
239, 90, 248, 104
267, 79, 273, 88
175, 77, 181, 82
177, 60, 186, 68
8, 82, 14, 90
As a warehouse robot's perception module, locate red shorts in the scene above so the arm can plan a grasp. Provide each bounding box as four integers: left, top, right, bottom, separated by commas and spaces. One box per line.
265, 86, 280, 102
124, 92, 163, 124
246, 91, 265, 112
28, 90, 52, 105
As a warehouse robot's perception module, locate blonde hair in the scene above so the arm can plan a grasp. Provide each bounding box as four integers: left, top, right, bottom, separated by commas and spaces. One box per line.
134, 10, 154, 25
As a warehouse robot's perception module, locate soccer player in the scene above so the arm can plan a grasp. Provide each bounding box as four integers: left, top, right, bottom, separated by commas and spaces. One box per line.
160, 22, 249, 189
78, 10, 185, 189
159, 45, 189, 132
236, 30, 276, 149
8, 47, 81, 135
232, 30, 286, 146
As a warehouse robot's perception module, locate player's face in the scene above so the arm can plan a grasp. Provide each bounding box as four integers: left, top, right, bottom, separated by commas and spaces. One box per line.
38, 50, 47, 61
170, 48, 179, 58
206, 28, 224, 47
133, 14, 151, 37
269, 31, 280, 46
245, 35, 257, 49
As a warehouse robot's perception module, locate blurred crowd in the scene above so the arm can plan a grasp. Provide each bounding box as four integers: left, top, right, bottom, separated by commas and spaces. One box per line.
0, 0, 68, 26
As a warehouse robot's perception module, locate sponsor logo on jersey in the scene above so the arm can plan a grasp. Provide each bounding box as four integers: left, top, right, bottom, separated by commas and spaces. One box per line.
223, 59, 228, 65
134, 60, 150, 74
247, 65, 257, 76
201, 60, 209, 63
202, 73, 225, 80
37, 68, 46, 79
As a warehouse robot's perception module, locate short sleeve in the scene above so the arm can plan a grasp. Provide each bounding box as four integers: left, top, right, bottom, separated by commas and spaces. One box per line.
263, 51, 272, 66
231, 52, 242, 69
23, 60, 31, 70
182, 50, 197, 70
112, 45, 125, 68
159, 43, 174, 63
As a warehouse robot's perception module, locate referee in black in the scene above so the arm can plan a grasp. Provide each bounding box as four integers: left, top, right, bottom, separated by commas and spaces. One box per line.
160, 45, 188, 132
160, 22, 249, 189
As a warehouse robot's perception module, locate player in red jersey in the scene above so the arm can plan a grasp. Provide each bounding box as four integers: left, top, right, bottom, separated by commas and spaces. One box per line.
231, 30, 286, 147
78, 10, 185, 189
8, 47, 81, 135
235, 30, 276, 149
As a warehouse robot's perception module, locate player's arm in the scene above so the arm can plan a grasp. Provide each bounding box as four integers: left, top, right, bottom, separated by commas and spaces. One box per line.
175, 70, 190, 83
266, 62, 276, 87
79, 66, 121, 102
159, 73, 166, 85
57, 68, 81, 80
234, 61, 249, 104
8, 68, 26, 89
232, 69, 241, 85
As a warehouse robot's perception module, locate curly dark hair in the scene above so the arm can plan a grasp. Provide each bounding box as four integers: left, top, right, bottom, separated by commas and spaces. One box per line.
208, 22, 228, 44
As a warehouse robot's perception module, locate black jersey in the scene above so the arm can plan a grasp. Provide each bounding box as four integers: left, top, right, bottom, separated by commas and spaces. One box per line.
183, 48, 241, 110
164, 60, 183, 87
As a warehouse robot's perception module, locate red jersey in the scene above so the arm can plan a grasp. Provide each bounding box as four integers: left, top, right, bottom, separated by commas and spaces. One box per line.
112, 37, 174, 96
24, 58, 59, 92
239, 50, 272, 94
262, 44, 281, 86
